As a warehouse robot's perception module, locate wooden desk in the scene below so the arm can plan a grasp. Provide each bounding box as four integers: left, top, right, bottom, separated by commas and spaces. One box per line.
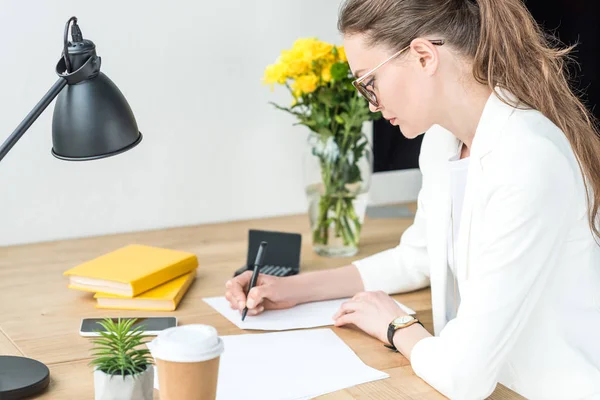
0, 205, 523, 399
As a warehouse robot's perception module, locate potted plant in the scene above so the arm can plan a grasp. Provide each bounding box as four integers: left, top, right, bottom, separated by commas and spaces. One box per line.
263, 38, 380, 257
89, 318, 154, 400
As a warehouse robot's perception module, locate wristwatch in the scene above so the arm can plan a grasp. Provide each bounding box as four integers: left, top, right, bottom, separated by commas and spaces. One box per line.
385, 315, 423, 352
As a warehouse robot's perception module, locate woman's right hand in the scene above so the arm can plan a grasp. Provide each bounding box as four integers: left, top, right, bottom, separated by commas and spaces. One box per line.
225, 271, 300, 316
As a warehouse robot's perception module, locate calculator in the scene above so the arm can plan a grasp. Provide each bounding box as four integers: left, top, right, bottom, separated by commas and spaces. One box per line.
257, 264, 294, 277
233, 229, 302, 278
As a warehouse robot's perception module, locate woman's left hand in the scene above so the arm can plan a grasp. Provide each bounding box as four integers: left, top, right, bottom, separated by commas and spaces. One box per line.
332, 291, 409, 344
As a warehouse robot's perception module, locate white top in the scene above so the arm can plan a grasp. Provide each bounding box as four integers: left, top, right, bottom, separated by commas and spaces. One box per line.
446, 145, 470, 321
351, 89, 600, 400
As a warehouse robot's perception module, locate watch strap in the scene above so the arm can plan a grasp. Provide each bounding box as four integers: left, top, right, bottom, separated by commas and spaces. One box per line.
385, 318, 423, 352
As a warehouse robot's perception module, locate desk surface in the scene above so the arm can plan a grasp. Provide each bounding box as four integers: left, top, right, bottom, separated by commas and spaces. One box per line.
0, 205, 523, 399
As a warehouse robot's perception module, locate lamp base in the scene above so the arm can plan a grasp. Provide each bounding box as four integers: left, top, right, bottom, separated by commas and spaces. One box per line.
0, 356, 50, 399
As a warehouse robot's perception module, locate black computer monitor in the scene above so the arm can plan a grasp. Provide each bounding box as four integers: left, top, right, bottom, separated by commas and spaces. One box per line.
372, 118, 424, 173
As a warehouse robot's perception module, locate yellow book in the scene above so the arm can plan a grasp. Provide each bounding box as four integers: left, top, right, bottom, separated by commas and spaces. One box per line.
63, 244, 198, 297
93, 270, 196, 311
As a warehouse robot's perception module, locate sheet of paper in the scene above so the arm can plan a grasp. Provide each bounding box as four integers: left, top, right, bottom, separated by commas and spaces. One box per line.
203, 296, 415, 331
150, 329, 389, 400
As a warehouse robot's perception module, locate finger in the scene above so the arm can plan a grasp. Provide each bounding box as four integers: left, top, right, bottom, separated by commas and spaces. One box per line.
332, 307, 343, 320
230, 271, 253, 309
332, 300, 363, 320
225, 292, 234, 305
246, 286, 269, 309
246, 305, 265, 316
352, 291, 368, 301
226, 289, 238, 300
225, 292, 237, 309
334, 312, 356, 327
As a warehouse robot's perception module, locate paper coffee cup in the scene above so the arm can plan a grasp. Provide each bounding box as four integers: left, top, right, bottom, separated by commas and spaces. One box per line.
149, 324, 224, 400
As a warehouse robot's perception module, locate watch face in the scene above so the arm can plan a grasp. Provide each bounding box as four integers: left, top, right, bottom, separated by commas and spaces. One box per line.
393, 315, 414, 326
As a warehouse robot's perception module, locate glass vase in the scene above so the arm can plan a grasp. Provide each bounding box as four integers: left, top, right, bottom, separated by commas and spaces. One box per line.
303, 133, 373, 257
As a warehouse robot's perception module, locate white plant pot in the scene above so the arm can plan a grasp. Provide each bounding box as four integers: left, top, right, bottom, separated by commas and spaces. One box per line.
93, 365, 154, 400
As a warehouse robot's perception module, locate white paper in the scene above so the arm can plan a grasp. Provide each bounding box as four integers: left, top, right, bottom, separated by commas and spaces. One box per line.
203, 296, 415, 331
150, 329, 389, 400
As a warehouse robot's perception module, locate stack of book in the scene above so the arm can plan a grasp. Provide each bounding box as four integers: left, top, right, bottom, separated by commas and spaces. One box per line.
63, 244, 198, 311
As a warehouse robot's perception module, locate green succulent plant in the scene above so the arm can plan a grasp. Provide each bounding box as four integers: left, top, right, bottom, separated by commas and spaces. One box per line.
88, 317, 154, 377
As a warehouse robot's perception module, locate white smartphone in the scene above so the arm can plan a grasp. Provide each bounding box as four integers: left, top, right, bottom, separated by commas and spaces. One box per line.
79, 316, 177, 337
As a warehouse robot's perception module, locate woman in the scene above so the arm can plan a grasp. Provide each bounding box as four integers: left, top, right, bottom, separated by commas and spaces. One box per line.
226, 0, 600, 398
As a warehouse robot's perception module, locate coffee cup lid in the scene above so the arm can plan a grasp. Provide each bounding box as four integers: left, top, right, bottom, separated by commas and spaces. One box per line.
149, 324, 224, 363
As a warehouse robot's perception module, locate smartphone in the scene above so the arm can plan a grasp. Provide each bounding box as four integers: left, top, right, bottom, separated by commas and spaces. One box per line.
79, 316, 177, 337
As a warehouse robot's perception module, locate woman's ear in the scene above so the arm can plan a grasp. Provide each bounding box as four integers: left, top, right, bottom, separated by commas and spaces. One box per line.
410, 38, 440, 75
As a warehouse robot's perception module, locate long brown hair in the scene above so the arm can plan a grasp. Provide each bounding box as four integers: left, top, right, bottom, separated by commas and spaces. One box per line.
339, 0, 600, 239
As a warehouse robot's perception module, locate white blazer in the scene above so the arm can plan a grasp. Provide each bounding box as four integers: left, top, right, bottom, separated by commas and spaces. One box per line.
353, 89, 600, 400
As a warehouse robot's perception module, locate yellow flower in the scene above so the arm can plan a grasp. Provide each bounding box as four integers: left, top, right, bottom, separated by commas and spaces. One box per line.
287, 38, 336, 72
321, 63, 332, 83
263, 62, 288, 89
336, 46, 347, 63
263, 38, 347, 93
292, 74, 319, 96
288, 60, 311, 78
311, 40, 334, 61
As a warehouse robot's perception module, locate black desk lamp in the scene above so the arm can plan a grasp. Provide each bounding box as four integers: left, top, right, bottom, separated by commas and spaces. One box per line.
0, 16, 142, 163
0, 16, 142, 399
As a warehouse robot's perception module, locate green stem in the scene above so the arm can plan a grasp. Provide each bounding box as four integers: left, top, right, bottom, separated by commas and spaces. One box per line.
313, 192, 361, 249
310, 130, 367, 251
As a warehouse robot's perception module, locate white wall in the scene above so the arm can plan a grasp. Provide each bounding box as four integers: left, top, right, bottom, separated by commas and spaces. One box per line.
0, 0, 420, 247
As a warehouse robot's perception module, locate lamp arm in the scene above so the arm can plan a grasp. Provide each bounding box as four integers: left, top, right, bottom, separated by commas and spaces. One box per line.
0, 77, 68, 163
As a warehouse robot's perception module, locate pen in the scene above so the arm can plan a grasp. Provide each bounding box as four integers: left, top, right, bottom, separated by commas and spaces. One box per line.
241, 241, 268, 321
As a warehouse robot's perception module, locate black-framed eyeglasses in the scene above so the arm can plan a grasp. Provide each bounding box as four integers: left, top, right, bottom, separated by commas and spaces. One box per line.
352, 39, 445, 108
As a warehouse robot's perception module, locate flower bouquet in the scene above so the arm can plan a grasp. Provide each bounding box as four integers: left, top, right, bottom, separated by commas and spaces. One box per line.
263, 38, 380, 257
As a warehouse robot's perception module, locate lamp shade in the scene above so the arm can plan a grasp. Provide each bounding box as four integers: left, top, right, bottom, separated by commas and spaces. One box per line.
0, 17, 142, 165
51, 72, 142, 161
49, 26, 142, 161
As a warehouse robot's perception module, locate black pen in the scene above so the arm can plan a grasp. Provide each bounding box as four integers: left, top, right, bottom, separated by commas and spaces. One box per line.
241, 241, 268, 321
